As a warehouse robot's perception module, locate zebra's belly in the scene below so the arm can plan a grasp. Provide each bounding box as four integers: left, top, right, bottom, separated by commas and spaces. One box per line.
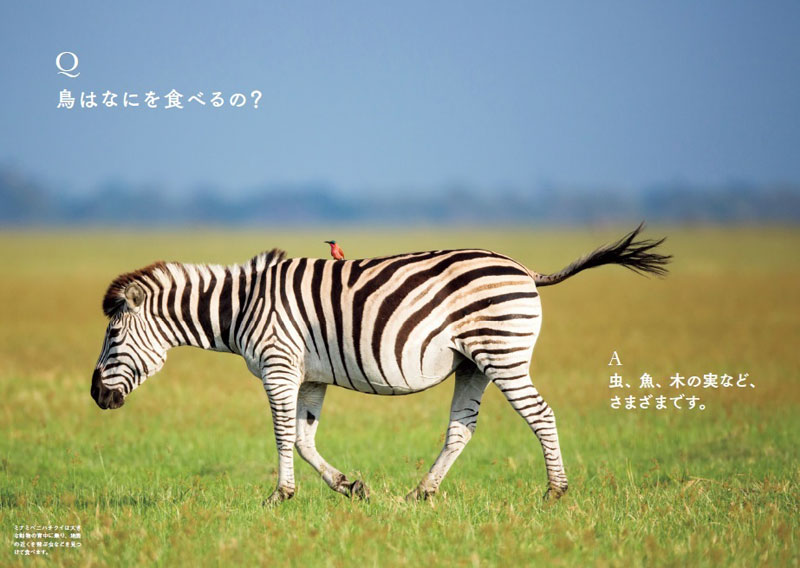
303, 341, 460, 395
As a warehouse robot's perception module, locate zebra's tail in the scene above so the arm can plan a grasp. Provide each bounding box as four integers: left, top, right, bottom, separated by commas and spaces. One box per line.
532, 222, 671, 287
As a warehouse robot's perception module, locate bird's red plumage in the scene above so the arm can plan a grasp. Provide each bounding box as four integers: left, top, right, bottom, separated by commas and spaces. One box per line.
328, 242, 345, 260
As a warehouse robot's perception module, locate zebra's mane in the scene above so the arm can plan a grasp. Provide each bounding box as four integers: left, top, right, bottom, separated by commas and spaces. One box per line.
247, 248, 287, 271
102, 249, 287, 318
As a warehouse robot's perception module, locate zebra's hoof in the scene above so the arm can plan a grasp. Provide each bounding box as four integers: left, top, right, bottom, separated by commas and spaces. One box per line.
262, 486, 295, 506
542, 484, 568, 502
347, 480, 370, 501
405, 486, 436, 502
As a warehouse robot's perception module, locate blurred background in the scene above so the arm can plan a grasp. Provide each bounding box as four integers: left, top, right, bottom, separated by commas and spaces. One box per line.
1, 1, 799, 227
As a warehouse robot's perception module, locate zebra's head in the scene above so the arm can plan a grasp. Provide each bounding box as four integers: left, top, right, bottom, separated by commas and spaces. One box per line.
92, 264, 168, 410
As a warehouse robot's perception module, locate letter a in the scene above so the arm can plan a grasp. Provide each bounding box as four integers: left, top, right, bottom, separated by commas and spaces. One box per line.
608, 351, 622, 366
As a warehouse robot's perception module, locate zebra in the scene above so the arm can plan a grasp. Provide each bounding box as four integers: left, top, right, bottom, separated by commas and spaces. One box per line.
91, 223, 669, 504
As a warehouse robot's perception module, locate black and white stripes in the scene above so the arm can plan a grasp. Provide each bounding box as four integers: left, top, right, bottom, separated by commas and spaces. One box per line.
91, 224, 670, 503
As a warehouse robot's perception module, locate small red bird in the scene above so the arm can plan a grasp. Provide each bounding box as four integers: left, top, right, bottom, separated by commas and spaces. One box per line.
324, 240, 345, 260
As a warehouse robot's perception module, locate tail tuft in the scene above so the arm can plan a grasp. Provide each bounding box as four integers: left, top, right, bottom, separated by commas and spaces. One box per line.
534, 222, 671, 286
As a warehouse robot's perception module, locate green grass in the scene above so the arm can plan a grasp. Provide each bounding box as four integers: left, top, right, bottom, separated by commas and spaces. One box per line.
1, 227, 799, 567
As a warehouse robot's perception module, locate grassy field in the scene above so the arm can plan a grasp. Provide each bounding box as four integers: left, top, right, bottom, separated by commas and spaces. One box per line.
1, 227, 798, 567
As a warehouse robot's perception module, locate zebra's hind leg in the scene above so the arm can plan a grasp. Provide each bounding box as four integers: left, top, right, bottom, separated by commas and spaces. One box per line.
295, 382, 369, 500
493, 373, 568, 500
406, 362, 491, 501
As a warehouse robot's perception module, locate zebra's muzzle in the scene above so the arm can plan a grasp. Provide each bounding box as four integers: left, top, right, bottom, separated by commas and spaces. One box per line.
91, 368, 125, 410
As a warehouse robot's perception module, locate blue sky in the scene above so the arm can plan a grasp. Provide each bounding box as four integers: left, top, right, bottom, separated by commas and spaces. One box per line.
1, 1, 798, 194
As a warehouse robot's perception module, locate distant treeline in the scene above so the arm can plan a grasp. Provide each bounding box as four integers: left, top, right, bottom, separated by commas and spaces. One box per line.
2, 166, 799, 226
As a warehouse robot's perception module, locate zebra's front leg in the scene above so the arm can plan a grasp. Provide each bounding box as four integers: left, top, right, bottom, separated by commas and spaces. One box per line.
262, 368, 300, 506
295, 382, 369, 500
406, 363, 491, 501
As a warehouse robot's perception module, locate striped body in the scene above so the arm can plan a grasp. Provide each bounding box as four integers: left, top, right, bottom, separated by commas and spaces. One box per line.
92, 225, 670, 503
240, 250, 540, 395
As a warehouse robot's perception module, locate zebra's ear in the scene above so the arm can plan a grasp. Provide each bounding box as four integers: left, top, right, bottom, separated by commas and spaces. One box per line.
124, 283, 145, 309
